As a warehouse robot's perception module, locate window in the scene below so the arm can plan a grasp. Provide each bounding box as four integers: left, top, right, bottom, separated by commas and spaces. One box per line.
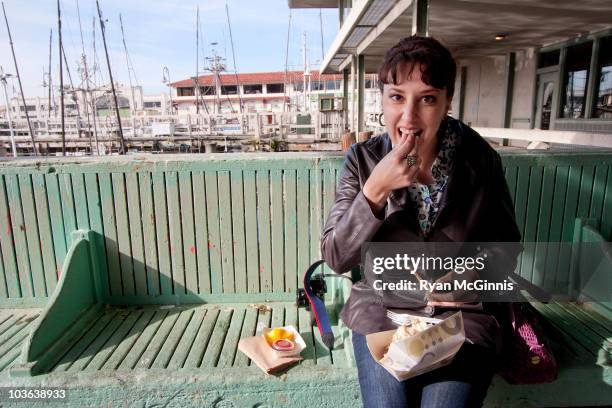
311, 81, 325, 91
243, 84, 263, 94
178, 87, 194, 96
221, 85, 238, 95
19, 105, 36, 112
199, 86, 215, 95
538, 50, 560, 69
65, 104, 77, 110
593, 36, 612, 119
561, 41, 592, 119
325, 80, 339, 90
365, 79, 373, 89
267, 83, 284, 93
144, 101, 162, 108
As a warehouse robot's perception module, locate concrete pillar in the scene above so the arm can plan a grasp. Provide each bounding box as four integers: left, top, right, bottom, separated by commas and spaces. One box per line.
351, 55, 357, 131
412, 0, 429, 36
357, 54, 365, 132
343, 68, 349, 130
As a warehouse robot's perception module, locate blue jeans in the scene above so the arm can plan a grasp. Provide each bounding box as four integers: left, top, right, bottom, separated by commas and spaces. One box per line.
352, 332, 496, 408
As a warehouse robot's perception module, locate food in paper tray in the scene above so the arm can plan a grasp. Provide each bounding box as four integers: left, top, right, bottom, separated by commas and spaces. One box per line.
391, 319, 429, 343
366, 312, 465, 381
262, 326, 306, 357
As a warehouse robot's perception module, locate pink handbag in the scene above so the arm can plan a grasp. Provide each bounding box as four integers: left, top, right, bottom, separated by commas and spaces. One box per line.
500, 301, 558, 384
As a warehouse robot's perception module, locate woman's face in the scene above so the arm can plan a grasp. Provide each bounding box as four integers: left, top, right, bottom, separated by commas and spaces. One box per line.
381, 64, 452, 149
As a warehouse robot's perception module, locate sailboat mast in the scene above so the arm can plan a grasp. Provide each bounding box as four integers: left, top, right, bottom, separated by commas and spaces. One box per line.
48, 29, 52, 118
119, 14, 136, 117
225, 2, 243, 113
96, 0, 126, 155
1, 1, 38, 156
57, 0, 66, 155
195, 5, 200, 115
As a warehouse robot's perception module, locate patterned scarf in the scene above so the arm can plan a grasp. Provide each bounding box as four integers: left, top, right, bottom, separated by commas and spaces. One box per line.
407, 118, 458, 237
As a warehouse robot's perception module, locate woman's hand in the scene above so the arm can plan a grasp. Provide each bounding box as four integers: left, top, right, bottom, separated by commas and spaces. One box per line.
363, 133, 420, 213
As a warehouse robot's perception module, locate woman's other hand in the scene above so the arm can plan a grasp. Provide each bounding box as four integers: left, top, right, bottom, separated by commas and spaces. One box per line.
363, 132, 420, 214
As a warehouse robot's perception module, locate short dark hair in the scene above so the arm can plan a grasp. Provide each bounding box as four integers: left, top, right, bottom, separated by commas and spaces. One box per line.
377, 36, 456, 99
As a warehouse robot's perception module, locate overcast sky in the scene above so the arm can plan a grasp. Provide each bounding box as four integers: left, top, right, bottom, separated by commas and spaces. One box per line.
0, 0, 339, 99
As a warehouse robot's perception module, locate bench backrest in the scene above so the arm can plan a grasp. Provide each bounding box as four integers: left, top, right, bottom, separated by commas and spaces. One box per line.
0, 150, 611, 305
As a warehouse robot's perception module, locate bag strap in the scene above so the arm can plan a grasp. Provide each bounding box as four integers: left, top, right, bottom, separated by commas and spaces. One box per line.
303, 260, 335, 350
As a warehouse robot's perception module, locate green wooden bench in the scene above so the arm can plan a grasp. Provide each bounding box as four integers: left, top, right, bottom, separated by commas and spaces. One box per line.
0, 151, 610, 407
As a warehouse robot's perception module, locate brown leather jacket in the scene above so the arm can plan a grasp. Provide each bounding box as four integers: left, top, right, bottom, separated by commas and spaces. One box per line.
321, 118, 521, 353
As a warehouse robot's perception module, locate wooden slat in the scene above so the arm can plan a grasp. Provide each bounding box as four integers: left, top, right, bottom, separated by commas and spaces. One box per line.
544, 167, 568, 290
200, 308, 233, 367
152, 172, 173, 296
298, 307, 315, 366
166, 171, 186, 294
217, 171, 235, 293
555, 302, 612, 339
102, 310, 156, 370
504, 166, 518, 204
183, 307, 219, 368
233, 307, 258, 367
270, 304, 284, 328
284, 170, 298, 293
58, 173, 77, 242
309, 169, 322, 265
84, 310, 144, 371
270, 169, 285, 292
217, 307, 246, 367
0, 176, 21, 298
192, 172, 211, 294
44, 173, 67, 279
138, 172, 160, 296
205, 172, 223, 294
71, 173, 89, 229
546, 302, 607, 353
0, 243, 7, 298
4, 174, 32, 297
167, 308, 206, 369
33, 174, 57, 295
117, 310, 168, 370
17, 174, 46, 298
256, 170, 272, 292
68, 313, 127, 372
112, 173, 135, 296
135, 309, 181, 369
151, 309, 194, 368
330, 324, 347, 368
520, 166, 543, 282
557, 166, 582, 291
0, 314, 20, 336
600, 166, 612, 240
179, 172, 198, 294
588, 165, 608, 221
125, 173, 147, 296
243, 170, 259, 293
99, 173, 122, 296
250, 305, 272, 367
0, 313, 37, 348
576, 165, 595, 219
513, 165, 530, 239
54, 310, 117, 372
322, 168, 336, 296
230, 170, 247, 293
296, 169, 310, 282
533, 166, 555, 287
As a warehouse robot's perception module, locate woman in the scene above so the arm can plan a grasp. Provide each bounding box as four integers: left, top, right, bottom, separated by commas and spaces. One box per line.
321, 36, 521, 407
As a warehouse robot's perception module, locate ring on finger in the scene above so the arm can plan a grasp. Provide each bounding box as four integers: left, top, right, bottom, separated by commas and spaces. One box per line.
406, 155, 418, 168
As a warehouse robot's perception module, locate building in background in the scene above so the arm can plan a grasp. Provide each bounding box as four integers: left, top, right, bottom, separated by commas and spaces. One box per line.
289, 0, 612, 141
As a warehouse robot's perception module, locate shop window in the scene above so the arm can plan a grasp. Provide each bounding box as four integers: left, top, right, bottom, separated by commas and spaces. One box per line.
267, 83, 284, 93
538, 50, 560, 69
244, 84, 263, 94
178, 87, 194, 97
221, 85, 238, 95
593, 36, 612, 119
561, 41, 592, 119
199, 86, 215, 95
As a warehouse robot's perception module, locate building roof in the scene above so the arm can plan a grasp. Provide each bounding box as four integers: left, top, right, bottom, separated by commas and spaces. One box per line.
170, 70, 346, 88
